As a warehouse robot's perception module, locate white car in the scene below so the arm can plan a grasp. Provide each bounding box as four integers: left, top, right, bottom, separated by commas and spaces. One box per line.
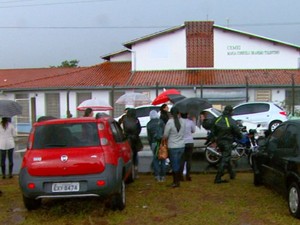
115, 105, 222, 151
115, 105, 263, 151
115, 105, 161, 137
232, 102, 288, 132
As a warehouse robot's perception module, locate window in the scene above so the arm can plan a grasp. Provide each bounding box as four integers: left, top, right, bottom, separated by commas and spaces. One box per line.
284, 124, 299, 156
15, 93, 30, 123
45, 93, 60, 118
255, 90, 271, 101
77, 92, 92, 117
136, 106, 160, 117
33, 123, 99, 149
233, 103, 269, 115
110, 121, 125, 143
267, 124, 285, 154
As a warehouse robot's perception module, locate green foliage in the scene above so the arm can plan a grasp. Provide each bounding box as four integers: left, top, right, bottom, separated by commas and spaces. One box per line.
50, 60, 79, 68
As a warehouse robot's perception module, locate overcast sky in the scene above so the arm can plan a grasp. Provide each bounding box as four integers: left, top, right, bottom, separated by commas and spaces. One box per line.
0, 0, 299, 69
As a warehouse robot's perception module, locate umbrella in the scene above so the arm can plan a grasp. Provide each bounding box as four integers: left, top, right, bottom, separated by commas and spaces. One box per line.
115, 93, 151, 105
173, 97, 212, 117
151, 89, 181, 105
167, 94, 186, 104
0, 100, 22, 117
77, 98, 113, 111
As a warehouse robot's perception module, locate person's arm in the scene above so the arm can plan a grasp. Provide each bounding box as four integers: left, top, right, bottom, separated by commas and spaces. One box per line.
190, 120, 196, 133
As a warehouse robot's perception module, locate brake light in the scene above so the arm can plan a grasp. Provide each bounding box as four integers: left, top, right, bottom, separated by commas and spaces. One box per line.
279, 111, 287, 116
96, 180, 106, 186
28, 183, 36, 189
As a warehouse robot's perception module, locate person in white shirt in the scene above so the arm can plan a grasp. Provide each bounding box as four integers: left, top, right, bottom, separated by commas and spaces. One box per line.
0, 117, 16, 179
179, 113, 196, 181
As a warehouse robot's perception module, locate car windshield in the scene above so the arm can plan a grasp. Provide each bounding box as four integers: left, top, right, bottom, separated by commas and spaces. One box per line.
32, 122, 100, 149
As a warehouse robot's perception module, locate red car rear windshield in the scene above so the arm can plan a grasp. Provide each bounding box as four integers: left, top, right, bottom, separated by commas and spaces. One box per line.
32, 122, 100, 149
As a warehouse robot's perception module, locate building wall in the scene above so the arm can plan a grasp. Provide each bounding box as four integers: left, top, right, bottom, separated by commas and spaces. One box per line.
132, 26, 300, 71
133, 28, 186, 71
110, 52, 131, 62
214, 28, 300, 69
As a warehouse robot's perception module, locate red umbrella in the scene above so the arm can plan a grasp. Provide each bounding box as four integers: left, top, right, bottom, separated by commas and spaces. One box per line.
152, 89, 181, 105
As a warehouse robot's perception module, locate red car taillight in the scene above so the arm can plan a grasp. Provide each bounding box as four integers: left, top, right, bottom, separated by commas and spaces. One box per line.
279, 111, 287, 116
96, 180, 106, 186
28, 183, 36, 189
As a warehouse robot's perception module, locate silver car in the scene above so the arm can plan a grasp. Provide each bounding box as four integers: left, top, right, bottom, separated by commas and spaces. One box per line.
232, 102, 288, 132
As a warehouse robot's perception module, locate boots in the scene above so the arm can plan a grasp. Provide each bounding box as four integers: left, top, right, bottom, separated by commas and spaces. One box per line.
170, 172, 180, 188
9, 165, 13, 178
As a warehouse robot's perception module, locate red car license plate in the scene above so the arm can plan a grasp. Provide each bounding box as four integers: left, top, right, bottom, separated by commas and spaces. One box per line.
52, 182, 80, 192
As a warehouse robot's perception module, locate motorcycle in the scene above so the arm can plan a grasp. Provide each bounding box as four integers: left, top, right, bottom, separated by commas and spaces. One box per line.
204, 127, 259, 166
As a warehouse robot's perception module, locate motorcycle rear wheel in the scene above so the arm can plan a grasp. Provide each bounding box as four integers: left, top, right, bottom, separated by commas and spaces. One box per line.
205, 146, 221, 165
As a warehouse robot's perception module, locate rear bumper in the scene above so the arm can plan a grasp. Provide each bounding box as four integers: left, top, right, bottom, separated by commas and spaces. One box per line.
19, 164, 121, 200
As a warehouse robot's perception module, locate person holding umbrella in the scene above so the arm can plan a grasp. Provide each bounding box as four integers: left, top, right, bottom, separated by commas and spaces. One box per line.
163, 107, 185, 188
0, 117, 16, 179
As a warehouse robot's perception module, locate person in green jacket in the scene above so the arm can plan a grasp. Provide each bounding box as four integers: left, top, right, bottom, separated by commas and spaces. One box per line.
212, 105, 242, 184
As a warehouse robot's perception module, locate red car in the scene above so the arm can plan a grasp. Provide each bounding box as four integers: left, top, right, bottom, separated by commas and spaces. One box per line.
19, 116, 134, 210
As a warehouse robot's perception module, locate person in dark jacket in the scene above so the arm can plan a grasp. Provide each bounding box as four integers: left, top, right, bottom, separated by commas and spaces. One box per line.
147, 110, 166, 182
123, 108, 142, 177
159, 104, 170, 124
211, 105, 242, 184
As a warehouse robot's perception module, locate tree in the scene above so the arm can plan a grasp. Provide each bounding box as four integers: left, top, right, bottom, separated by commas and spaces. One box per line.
50, 60, 79, 68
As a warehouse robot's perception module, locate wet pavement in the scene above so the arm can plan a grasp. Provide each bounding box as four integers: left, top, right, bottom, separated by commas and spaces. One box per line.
12, 135, 252, 175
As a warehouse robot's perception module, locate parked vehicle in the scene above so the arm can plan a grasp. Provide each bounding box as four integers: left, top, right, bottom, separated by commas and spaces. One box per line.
232, 102, 288, 132
116, 105, 222, 151
204, 126, 259, 165
252, 120, 300, 218
19, 116, 134, 211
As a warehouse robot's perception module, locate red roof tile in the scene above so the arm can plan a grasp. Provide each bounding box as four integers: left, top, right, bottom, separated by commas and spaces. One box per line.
0, 62, 299, 90
128, 69, 300, 87
0, 62, 131, 89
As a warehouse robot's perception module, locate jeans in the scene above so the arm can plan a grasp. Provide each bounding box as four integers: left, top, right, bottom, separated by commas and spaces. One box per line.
168, 147, 184, 173
151, 142, 166, 177
1, 148, 14, 175
180, 143, 194, 177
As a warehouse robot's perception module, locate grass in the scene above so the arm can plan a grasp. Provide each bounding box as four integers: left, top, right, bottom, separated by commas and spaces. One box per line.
0, 172, 300, 225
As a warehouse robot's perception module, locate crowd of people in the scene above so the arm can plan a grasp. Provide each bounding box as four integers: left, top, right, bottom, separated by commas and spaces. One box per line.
0, 104, 242, 197
120, 102, 243, 188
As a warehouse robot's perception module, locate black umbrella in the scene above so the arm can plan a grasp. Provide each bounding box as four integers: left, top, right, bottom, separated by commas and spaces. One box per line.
173, 97, 212, 117
0, 100, 22, 117
167, 94, 186, 104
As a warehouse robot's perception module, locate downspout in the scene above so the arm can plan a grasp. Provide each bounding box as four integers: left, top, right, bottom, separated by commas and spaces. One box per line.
245, 76, 249, 102
291, 74, 295, 116
66, 90, 71, 118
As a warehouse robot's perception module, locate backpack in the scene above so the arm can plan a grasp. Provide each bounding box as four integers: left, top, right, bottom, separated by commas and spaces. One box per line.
154, 119, 164, 141
123, 117, 140, 136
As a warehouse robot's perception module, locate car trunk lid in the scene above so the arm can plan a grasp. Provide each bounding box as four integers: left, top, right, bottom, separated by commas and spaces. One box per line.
24, 147, 105, 176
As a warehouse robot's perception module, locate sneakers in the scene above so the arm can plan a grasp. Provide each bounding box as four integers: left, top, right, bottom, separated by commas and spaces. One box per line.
155, 176, 166, 182
160, 176, 166, 182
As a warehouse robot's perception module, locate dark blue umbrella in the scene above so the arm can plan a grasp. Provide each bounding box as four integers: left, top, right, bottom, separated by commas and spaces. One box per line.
173, 97, 212, 117
0, 100, 22, 117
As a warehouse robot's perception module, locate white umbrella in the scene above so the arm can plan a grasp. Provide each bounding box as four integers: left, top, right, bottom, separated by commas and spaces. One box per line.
77, 98, 113, 111
115, 93, 151, 105
0, 100, 22, 117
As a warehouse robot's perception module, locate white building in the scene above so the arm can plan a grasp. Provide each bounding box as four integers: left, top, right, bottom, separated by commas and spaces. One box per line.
1, 21, 300, 133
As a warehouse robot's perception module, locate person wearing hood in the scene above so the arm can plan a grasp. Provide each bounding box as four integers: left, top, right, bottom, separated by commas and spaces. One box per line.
123, 108, 142, 178
211, 105, 242, 184
147, 110, 166, 182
